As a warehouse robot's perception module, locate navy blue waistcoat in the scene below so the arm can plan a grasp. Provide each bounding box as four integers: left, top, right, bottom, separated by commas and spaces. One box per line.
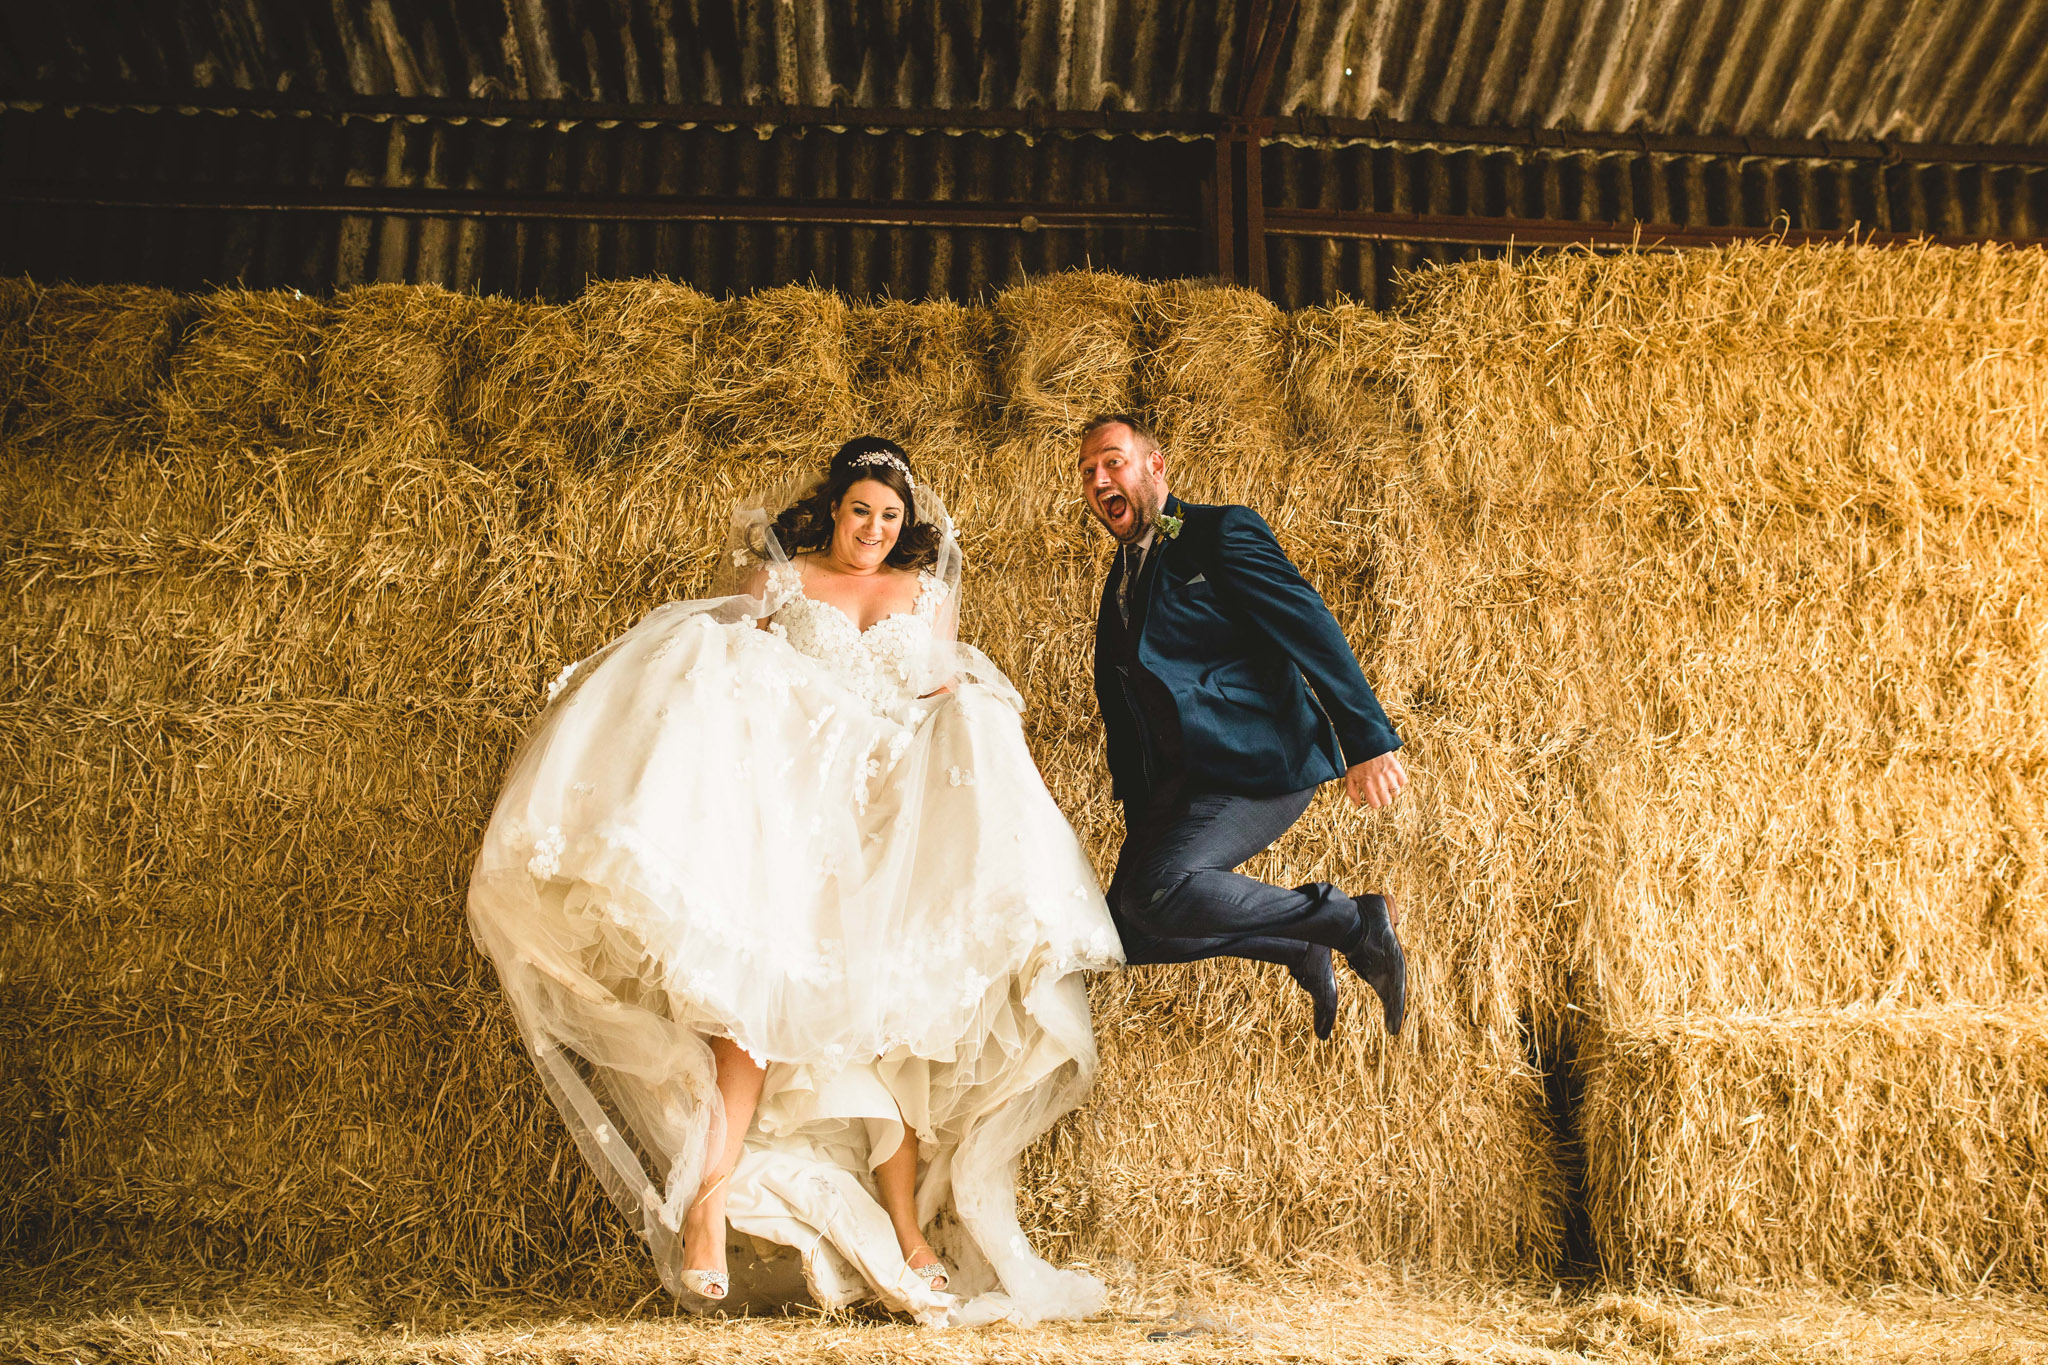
1091, 496, 1401, 803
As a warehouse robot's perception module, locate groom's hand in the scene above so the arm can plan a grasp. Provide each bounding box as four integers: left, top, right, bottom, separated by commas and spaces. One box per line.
1344, 753, 1408, 809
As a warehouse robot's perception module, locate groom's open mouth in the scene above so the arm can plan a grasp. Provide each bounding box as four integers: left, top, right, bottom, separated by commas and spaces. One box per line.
1098, 492, 1130, 528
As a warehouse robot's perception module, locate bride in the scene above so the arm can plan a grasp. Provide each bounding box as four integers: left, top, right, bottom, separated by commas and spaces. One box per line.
466, 437, 1123, 1325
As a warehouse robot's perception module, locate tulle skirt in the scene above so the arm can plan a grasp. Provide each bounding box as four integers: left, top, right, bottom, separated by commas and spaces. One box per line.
467, 601, 1123, 1324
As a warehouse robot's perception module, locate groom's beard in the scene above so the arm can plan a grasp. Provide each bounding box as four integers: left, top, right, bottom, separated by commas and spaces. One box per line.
1102, 481, 1166, 545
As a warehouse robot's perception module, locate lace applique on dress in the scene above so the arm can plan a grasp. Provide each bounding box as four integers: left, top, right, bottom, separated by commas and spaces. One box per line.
765, 564, 947, 719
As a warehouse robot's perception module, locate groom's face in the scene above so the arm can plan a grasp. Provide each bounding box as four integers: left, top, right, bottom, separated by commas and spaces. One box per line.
1077, 424, 1167, 545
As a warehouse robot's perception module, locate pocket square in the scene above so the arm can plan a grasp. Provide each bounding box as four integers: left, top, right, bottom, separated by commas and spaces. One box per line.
1186, 573, 1208, 586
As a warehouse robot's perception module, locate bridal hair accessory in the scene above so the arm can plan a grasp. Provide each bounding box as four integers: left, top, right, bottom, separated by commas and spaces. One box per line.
849, 450, 916, 487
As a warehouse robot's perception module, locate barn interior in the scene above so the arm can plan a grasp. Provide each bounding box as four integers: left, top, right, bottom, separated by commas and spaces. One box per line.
4, 5, 2048, 1363
8, 0, 2047, 304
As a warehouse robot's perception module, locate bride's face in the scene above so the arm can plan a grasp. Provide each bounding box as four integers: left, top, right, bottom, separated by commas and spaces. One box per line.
830, 478, 906, 570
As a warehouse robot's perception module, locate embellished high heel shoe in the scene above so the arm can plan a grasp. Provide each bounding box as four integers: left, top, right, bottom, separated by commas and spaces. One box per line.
681, 1268, 730, 1301
905, 1242, 950, 1293
681, 1171, 733, 1302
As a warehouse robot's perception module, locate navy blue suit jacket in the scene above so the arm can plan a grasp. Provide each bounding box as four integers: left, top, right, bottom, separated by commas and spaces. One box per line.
1092, 496, 1401, 803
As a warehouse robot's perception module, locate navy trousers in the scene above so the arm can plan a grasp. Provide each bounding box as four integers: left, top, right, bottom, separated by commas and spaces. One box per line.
1106, 784, 1366, 969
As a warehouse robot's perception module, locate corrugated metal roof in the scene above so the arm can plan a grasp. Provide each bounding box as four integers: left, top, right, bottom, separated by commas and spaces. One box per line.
6, 1, 2046, 146
6, 3, 2043, 310
7, 105, 2040, 309
1298, 0, 2048, 144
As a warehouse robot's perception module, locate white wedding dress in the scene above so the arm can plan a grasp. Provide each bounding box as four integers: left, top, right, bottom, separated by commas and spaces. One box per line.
467, 532, 1122, 1326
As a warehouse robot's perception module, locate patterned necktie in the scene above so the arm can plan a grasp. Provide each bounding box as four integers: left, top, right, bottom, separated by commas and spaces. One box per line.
1117, 543, 1145, 626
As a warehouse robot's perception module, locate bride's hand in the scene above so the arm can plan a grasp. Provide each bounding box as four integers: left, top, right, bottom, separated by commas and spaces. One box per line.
917, 684, 953, 698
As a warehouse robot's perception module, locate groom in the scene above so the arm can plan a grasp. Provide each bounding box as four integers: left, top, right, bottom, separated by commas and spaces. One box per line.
1077, 414, 1409, 1041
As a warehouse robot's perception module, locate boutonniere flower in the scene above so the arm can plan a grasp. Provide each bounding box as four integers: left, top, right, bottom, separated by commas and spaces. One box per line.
1154, 511, 1184, 541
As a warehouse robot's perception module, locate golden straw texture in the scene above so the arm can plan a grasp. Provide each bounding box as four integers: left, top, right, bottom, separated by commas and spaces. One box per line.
1382, 246, 2048, 1291
2, 247, 2043, 1298
1581, 1004, 2048, 1293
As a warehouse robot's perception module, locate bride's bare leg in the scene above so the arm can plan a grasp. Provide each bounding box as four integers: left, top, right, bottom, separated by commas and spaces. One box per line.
874, 1127, 947, 1289
682, 1036, 766, 1286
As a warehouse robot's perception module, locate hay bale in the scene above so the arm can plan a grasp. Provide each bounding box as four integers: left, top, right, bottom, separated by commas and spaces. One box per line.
1376, 243, 2048, 1296
842, 280, 1138, 760
0, 296, 728, 721
691, 286, 859, 455
1024, 974, 1564, 1274
457, 298, 580, 464
0, 283, 191, 532
0, 275, 43, 434
110, 289, 336, 542
526, 282, 856, 463
0, 482, 577, 708
993, 270, 1148, 446
0, 699, 650, 1294
1380, 243, 2048, 1025
1402, 241, 2048, 335
5, 282, 188, 445
1248, 298, 1573, 1042
850, 298, 996, 445
160, 289, 329, 452
555, 279, 722, 465
0, 700, 509, 888
1285, 300, 1407, 453
10, 290, 650, 713
844, 301, 1000, 616
1393, 244, 2048, 518
985, 284, 1560, 1271
314, 284, 481, 462
0, 982, 652, 1296
540, 452, 785, 638
1136, 280, 1294, 499
1580, 1004, 2048, 1293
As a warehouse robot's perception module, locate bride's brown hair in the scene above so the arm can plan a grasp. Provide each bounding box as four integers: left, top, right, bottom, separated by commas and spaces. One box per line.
771, 437, 943, 570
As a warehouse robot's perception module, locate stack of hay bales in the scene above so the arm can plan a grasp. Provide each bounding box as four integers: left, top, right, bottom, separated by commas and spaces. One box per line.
0, 269, 1561, 1293
997, 276, 1564, 1272
3, 246, 2042, 1300
1388, 246, 2048, 1293
2, 282, 644, 1292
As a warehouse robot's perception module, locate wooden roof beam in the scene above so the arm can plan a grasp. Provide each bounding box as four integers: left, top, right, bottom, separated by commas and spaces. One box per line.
1212, 0, 1300, 290
9, 89, 2048, 169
